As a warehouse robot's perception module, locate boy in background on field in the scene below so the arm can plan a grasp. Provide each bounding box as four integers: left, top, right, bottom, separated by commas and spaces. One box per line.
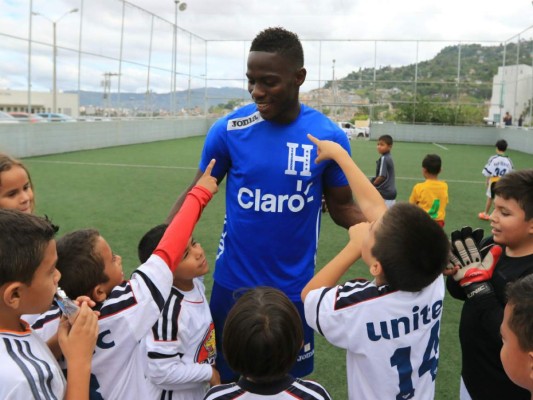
409, 153, 449, 227
205, 287, 332, 399
478, 139, 513, 221
138, 224, 220, 400
500, 274, 533, 398
447, 169, 533, 400
0, 209, 98, 400
370, 134, 397, 207
302, 134, 449, 400
31, 160, 219, 399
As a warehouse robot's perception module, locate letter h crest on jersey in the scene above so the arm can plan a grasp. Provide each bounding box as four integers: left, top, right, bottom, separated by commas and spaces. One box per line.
285, 142, 312, 177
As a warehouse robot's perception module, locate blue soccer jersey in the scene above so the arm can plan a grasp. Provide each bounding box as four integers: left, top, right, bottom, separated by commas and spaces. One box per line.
199, 103, 350, 300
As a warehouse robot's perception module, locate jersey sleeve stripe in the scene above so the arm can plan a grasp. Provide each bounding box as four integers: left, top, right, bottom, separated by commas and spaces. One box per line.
147, 350, 183, 359
134, 269, 167, 311
4, 338, 42, 399
292, 378, 332, 399
30, 306, 61, 329
204, 383, 245, 400
315, 287, 333, 336
21, 340, 58, 400
334, 279, 394, 310
98, 282, 137, 318
5, 338, 59, 400
152, 289, 184, 341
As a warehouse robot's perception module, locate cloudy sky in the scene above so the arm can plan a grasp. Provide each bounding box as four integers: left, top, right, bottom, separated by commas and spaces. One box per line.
1, 0, 532, 94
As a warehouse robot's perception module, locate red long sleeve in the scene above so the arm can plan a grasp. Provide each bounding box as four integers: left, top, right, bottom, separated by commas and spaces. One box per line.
154, 186, 213, 272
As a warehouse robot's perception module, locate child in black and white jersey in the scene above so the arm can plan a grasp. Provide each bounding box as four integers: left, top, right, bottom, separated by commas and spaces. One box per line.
302, 134, 449, 400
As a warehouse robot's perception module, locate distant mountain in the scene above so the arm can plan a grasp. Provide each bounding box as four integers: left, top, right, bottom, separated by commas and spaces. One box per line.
69, 87, 250, 111
328, 40, 533, 102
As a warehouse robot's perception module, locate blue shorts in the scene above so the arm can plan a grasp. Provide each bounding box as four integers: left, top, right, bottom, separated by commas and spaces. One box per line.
210, 281, 314, 383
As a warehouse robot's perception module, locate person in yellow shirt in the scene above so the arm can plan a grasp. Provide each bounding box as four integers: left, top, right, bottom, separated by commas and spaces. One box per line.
409, 154, 449, 227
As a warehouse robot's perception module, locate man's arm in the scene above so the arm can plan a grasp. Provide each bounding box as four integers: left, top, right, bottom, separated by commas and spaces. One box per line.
324, 185, 365, 228
302, 223, 366, 301
309, 134, 386, 226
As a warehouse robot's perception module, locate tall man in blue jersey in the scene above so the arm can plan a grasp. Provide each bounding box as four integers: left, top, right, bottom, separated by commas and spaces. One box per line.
167, 27, 364, 382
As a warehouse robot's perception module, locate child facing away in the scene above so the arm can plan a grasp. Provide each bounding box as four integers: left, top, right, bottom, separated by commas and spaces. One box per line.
0, 209, 98, 400
204, 287, 332, 400
370, 134, 397, 208
478, 139, 513, 221
500, 274, 533, 399
31, 159, 219, 399
301, 134, 449, 400
409, 153, 449, 227
446, 169, 533, 400
138, 223, 220, 400
0, 152, 35, 213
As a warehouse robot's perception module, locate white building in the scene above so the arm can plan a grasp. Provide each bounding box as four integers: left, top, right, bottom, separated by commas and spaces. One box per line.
487, 64, 533, 126
0, 89, 79, 117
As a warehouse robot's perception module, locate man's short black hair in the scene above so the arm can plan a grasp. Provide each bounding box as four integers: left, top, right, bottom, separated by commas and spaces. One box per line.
372, 203, 449, 292
422, 154, 442, 175
250, 27, 304, 69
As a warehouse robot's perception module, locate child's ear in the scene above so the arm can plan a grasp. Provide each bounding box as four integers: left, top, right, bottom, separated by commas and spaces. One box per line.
2, 282, 23, 310
369, 261, 383, 278
91, 285, 107, 303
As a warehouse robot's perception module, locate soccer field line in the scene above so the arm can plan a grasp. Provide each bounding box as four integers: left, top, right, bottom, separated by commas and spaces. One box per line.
27, 159, 484, 185
397, 176, 483, 184
26, 159, 198, 171
432, 143, 449, 150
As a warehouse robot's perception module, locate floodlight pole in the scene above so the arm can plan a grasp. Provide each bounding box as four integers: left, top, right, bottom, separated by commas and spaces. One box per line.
172, 0, 187, 116
530, 51, 533, 127
33, 8, 79, 113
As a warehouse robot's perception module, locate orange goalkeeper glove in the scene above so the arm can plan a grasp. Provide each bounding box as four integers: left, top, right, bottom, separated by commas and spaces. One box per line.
448, 226, 502, 298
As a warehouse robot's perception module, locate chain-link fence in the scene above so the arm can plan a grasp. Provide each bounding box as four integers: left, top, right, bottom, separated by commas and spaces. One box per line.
1, 0, 532, 125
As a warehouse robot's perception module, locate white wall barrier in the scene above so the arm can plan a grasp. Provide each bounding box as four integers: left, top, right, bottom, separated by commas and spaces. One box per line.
1, 119, 532, 158
369, 122, 533, 155
0, 118, 218, 158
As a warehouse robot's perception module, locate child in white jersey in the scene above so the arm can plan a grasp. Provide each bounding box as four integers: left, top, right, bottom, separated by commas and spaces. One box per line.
32, 160, 218, 399
205, 287, 332, 399
302, 134, 449, 400
138, 224, 220, 400
0, 209, 98, 400
478, 139, 513, 220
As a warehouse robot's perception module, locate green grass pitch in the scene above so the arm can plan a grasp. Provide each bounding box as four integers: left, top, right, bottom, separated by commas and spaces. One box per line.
24, 136, 533, 399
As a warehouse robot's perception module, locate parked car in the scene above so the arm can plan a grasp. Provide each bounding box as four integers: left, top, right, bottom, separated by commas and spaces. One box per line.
9, 112, 49, 123
336, 121, 369, 139
37, 112, 77, 122
0, 111, 20, 124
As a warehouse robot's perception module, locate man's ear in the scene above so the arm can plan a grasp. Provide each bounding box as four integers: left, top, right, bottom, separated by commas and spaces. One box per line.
2, 282, 23, 310
295, 67, 306, 87
91, 284, 107, 303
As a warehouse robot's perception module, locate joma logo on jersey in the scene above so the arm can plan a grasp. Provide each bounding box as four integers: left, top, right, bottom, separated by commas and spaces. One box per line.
227, 112, 262, 130
366, 300, 443, 341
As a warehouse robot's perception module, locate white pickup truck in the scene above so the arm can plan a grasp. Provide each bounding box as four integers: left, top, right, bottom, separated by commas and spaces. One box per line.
337, 121, 369, 140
